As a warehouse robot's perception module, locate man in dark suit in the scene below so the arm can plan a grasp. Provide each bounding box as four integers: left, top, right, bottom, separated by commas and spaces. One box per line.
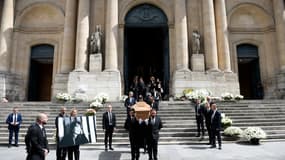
194, 99, 205, 138
147, 96, 159, 111
6, 106, 22, 147
26, 113, 49, 160
55, 107, 67, 160
102, 104, 116, 151
125, 91, 136, 118
204, 102, 213, 145
147, 109, 163, 160
210, 103, 222, 150
124, 109, 140, 160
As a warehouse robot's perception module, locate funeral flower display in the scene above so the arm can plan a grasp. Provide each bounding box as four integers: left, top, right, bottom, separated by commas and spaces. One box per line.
93, 93, 109, 104
242, 127, 267, 143
55, 93, 71, 102
221, 92, 234, 101
234, 94, 244, 100
185, 89, 211, 102
89, 101, 103, 111
221, 113, 232, 129
224, 126, 243, 137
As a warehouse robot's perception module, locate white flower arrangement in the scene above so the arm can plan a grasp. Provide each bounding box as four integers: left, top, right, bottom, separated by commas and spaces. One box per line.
174, 93, 184, 100
71, 93, 88, 103
93, 93, 109, 104
185, 89, 211, 102
221, 113, 232, 129
221, 92, 234, 101
55, 93, 71, 101
90, 101, 103, 108
234, 94, 244, 100
242, 127, 267, 141
224, 126, 243, 137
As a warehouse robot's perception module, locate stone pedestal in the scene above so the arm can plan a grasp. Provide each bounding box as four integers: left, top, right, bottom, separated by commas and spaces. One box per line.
191, 54, 205, 72
67, 70, 121, 101
89, 53, 102, 73
0, 72, 24, 101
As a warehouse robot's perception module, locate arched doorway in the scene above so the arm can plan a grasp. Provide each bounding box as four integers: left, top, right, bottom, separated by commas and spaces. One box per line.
28, 44, 54, 101
124, 4, 170, 98
237, 44, 263, 99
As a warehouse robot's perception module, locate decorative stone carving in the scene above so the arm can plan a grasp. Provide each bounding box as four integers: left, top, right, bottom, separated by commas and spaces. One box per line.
89, 25, 103, 54
192, 30, 201, 54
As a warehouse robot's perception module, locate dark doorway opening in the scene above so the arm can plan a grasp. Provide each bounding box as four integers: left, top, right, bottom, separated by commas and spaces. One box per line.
124, 4, 170, 98
28, 44, 54, 101
237, 44, 263, 99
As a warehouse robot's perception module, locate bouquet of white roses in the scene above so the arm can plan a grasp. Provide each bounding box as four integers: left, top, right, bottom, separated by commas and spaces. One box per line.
93, 93, 109, 104
221, 92, 234, 101
89, 101, 103, 111
242, 127, 267, 141
224, 126, 243, 137
234, 94, 244, 100
185, 89, 211, 102
221, 113, 232, 129
55, 93, 71, 101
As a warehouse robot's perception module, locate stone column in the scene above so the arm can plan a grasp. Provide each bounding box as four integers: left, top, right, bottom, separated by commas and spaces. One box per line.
175, 0, 189, 70
273, 0, 285, 71
0, 0, 14, 72
215, 0, 231, 72
203, 0, 219, 71
105, 0, 118, 71
60, 0, 77, 73
74, 0, 89, 72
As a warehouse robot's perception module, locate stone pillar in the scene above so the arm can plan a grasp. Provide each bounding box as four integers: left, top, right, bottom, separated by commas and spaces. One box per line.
60, 0, 77, 73
273, 0, 285, 71
203, 0, 219, 71
215, 0, 231, 72
174, 0, 189, 70
74, 0, 89, 72
0, 0, 14, 72
105, 0, 118, 71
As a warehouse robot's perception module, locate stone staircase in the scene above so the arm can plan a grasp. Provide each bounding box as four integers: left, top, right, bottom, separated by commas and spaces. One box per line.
0, 100, 285, 146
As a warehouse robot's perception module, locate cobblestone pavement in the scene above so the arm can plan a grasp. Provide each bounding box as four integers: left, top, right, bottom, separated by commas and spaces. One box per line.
0, 141, 285, 160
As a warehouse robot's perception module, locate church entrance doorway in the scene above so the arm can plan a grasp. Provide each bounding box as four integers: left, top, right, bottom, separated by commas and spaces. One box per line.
124, 4, 169, 99
237, 44, 263, 99
28, 44, 54, 101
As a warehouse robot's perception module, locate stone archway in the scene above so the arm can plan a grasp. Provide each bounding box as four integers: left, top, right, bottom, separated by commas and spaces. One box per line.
124, 4, 169, 98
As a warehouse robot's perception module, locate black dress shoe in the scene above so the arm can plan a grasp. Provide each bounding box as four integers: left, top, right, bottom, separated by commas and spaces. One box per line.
109, 147, 114, 150
210, 145, 216, 148
8, 144, 11, 148
105, 148, 108, 151
15, 144, 19, 147
218, 146, 222, 150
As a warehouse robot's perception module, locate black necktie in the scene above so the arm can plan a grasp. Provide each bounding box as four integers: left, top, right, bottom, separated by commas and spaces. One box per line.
42, 127, 46, 137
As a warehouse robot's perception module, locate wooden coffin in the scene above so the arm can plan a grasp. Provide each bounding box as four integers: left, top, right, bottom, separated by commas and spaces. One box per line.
132, 102, 151, 120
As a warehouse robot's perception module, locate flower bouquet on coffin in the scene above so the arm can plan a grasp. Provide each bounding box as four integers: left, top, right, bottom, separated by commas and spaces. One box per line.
223, 126, 243, 141
221, 113, 232, 130
242, 127, 267, 145
55, 93, 71, 103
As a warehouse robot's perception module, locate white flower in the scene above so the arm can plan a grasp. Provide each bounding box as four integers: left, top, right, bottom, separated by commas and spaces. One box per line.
224, 127, 243, 137
185, 89, 211, 101
242, 127, 267, 141
120, 95, 128, 102
234, 94, 244, 100
55, 93, 71, 101
93, 93, 109, 104
90, 101, 103, 108
221, 92, 234, 101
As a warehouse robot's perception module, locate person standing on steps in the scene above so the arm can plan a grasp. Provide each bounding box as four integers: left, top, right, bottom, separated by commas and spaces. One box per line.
55, 107, 68, 160
102, 104, 116, 151
210, 103, 222, 150
6, 106, 22, 148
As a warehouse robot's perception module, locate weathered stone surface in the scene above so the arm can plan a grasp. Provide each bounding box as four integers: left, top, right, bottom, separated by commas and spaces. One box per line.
89, 53, 102, 73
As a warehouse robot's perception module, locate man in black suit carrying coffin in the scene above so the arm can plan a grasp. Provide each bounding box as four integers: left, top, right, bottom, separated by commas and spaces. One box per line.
210, 103, 222, 150
102, 104, 116, 151
26, 113, 49, 160
146, 109, 163, 160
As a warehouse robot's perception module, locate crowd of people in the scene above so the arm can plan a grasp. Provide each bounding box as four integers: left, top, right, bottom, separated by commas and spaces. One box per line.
194, 97, 222, 150
3, 92, 222, 160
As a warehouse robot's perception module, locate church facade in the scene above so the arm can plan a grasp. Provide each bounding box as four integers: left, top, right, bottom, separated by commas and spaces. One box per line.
0, 0, 285, 101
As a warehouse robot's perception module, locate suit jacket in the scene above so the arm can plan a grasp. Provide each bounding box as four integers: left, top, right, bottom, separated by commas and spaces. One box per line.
211, 110, 222, 130
6, 113, 22, 129
195, 103, 205, 118
204, 109, 213, 126
147, 116, 163, 141
149, 101, 159, 111
124, 116, 139, 141
102, 112, 116, 130
29, 123, 49, 159
124, 97, 136, 109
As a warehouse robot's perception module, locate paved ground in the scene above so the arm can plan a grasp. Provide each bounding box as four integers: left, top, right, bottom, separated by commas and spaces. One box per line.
0, 141, 285, 160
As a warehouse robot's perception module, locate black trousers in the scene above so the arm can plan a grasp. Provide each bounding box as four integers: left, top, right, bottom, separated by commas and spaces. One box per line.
67, 145, 80, 160
206, 123, 212, 144
56, 144, 67, 160
8, 126, 19, 145
130, 136, 140, 160
211, 129, 222, 147
147, 138, 158, 160
104, 127, 114, 148
196, 116, 204, 136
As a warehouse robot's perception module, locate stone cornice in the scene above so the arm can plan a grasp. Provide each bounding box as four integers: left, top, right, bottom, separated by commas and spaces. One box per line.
14, 26, 64, 34
229, 26, 275, 34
